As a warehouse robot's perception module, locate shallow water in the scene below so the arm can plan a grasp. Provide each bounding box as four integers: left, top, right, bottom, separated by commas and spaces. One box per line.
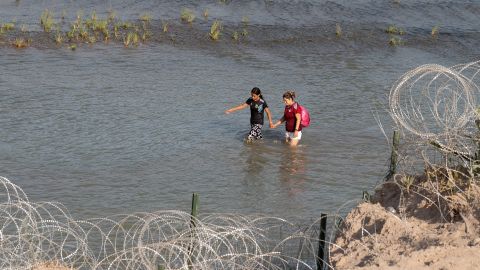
1, 0, 479, 222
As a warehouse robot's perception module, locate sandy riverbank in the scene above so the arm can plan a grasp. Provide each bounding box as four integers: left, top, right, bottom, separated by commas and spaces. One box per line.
330, 178, 480, 269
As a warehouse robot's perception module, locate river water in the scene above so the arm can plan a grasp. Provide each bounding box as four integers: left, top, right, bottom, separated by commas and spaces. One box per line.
1, 0, 479, 222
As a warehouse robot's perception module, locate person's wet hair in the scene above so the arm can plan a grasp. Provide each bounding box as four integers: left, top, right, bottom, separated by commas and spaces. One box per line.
282, 90, 296, 100
251, 87, 264, 100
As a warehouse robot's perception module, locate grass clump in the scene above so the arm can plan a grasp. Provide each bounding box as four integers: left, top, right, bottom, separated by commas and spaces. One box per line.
209, 20, 222, 41
79, 27, 89, 39
113, 24, 120, 39
55, 29, 63, 44
12, 38, 29, 48
40, 9, 55, 32
84, 10, 97, 30
431, 26, 439, 38
124, 32, 139, 47
107, 10, 116, 22
180, 8, 195, 23
385, 24, 405, 46
389, 36, 404, 46
87, 35, 96, 44
132, 32, 139, 45
119, 21, 133, 30
141, 29, 151, 42
398, 175, 415, 193
67, 13, 89, 42
139, 13, 152, 22
232, 31, 239, 41
385, 25, 405, 35
162, 21, 169, 33
1, 22, 15, 32
335, 23, 342, 37
93, 19, 109, 40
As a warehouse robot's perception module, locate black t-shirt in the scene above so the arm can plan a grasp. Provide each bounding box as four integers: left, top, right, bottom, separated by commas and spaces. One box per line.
246, 97, 268, 125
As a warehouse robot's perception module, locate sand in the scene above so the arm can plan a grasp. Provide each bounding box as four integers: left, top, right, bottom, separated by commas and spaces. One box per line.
32, 261, 72, 270
329, 180, 480, 270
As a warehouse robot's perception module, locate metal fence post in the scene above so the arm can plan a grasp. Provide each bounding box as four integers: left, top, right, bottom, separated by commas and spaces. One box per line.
386, 130, 400, 181
188, 193, 199, 270
316, 213, 327, 270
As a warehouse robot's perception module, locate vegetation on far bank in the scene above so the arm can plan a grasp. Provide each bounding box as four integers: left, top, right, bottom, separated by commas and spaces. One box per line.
0, 7, 449, 50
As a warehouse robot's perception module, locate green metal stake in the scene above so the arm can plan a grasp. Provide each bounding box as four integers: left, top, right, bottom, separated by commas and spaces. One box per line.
188, 193, 199, 270
316, 213, 327, 270
190, 193, 199, 227
386, 130, 400, 181
476, 119, 480, 161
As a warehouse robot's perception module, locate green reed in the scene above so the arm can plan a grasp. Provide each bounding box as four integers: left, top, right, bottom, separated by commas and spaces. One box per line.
40, 9, 54, 32
241, 16, 249, 26
389, 36, 404, 46
107, 10, 116, 22
139, 13, 152, 23
335, 23, 342, 37
124, 32, 139, 47
1, 22, 15, 32
232, 31, 239, 41
385, 25, 405, 35
162, 21, 169, 33
181, 8, 195, 23
12, 37, 29, 48
209, 20, 222, 41
431, 26, 439, 38
55, 28, 63, 44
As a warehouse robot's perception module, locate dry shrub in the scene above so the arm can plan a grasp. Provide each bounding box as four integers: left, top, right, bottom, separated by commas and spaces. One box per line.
376, 165, 480, 224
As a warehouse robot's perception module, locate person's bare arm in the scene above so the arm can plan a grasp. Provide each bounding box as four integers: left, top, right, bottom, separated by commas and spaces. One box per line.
293, 113, 301, 137
225, 103, 248, 114
272, 116, 285, 128
265, 107, 274, 128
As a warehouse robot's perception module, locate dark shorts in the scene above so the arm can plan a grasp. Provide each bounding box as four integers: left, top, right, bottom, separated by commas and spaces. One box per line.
247, 124, 263, 140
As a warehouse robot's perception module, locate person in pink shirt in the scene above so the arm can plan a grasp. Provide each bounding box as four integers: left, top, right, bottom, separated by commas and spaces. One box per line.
272, 90, 302, 146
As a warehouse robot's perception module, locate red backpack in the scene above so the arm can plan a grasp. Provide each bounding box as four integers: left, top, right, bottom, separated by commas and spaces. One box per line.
294, 103, 310, 128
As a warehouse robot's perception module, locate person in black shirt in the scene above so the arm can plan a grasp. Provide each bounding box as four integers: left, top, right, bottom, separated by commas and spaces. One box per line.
225, 87, 274, 141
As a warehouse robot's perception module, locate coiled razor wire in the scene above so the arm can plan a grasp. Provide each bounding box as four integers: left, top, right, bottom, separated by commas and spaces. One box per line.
389, 60, 480, 161
0, 176, 331, 270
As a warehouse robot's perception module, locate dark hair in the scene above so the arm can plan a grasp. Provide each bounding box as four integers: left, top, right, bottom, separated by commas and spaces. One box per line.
251, 87, 264, 100
282, 90, 296, 100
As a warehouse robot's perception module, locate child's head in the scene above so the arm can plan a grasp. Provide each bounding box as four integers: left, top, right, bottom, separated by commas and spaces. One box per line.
251, 87, 263, 101
282, 90, 296, 105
